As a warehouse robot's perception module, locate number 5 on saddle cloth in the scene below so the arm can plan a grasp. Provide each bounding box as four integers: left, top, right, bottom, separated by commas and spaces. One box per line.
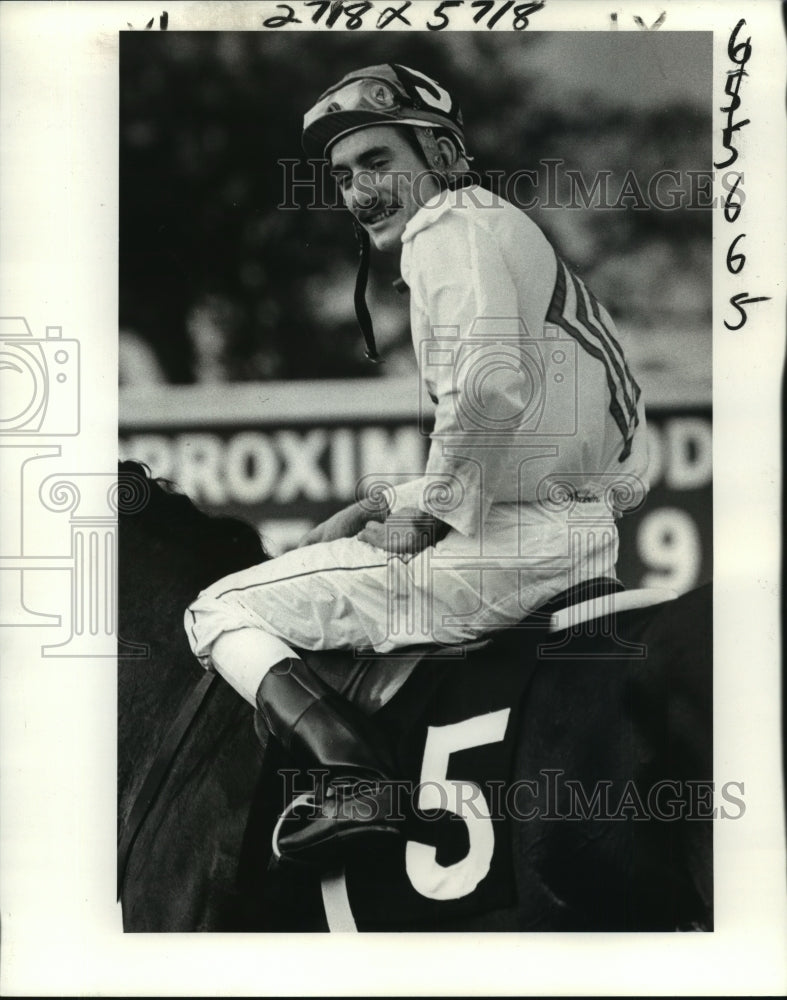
253, 580, 709, 933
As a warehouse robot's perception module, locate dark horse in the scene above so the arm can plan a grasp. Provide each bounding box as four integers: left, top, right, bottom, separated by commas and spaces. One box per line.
118, 461, 712, 932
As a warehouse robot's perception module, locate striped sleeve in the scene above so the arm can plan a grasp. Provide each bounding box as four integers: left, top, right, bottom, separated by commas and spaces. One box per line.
546, 259, 642, 461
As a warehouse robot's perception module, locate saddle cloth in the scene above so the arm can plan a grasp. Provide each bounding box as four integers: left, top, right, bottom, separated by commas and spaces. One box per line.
300, 576, 623, 714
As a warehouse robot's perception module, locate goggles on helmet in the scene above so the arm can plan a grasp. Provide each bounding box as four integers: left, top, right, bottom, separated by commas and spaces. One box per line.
302, 64, 466, 162
305, 78, 403, 126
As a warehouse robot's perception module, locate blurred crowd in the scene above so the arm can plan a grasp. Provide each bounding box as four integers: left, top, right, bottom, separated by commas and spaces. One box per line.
120, 31, 712, 388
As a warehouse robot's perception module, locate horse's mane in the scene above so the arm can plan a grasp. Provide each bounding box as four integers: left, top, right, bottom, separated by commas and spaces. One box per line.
118, 459, 268, 590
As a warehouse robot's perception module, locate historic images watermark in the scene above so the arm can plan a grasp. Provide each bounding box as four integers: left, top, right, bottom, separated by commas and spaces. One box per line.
280, 768, 745, 823
278, 159, 743, 212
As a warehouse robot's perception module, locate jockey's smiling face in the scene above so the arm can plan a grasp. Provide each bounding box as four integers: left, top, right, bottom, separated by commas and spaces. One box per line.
330, 125, 441, 253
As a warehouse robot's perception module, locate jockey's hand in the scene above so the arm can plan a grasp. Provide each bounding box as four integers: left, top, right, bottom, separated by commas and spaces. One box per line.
357, 507, 449, 554
297, 500, 387, 548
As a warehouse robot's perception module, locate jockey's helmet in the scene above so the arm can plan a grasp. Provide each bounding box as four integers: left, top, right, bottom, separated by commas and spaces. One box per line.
303, 63, 469, 184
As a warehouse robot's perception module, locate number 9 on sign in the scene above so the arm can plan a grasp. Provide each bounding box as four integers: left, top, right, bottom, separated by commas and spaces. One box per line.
637, 507, 701, 593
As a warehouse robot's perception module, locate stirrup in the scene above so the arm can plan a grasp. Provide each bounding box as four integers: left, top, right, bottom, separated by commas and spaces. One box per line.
271, 792, 316, 861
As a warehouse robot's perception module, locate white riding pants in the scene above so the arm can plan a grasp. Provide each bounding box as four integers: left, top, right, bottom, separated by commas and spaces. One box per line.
185, 501, 619, 669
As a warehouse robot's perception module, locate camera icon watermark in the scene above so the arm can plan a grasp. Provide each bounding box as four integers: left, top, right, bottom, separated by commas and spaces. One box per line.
0, 317, 139, 656
0, 317, 80, 435
418, 317, 577, 438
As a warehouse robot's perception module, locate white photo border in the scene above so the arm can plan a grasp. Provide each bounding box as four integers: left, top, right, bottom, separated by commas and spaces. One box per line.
1, 1, 785, 995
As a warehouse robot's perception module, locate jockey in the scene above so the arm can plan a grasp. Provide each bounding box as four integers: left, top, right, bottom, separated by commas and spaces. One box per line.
185, 64, 649, 865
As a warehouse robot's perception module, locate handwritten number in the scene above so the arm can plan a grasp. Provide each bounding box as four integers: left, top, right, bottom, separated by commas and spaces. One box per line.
728, 19, 752, 64
721, 66, 746, 114
717, 17, 769, 331
260, 0, 545, 31
715, 68, 750, 170
427, 0, 464, 29
723, 173, 744, 223
714, 19, 751, 170
263, 0, 542, 31
487, 0, 513, 28
724, 293, 770, 332
305, 0, 331, 21
512, 1, 544, 28
726, 233, 746, 275
469, 0, 542, 27
347, 2, 373, 28
304, 0, 371, 27
327, 1, 346, 25
262, 3, 302, 27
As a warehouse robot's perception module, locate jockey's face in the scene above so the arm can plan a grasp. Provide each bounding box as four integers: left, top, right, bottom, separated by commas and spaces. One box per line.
330, 126, 441, 254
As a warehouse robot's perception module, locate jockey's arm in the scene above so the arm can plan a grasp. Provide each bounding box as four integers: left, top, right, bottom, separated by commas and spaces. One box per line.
298, 497, 449, 554
297, 496, 389, 548
357, 506, 449, 554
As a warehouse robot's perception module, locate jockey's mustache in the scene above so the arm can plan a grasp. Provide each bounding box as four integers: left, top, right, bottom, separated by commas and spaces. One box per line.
354, 199, 403, 225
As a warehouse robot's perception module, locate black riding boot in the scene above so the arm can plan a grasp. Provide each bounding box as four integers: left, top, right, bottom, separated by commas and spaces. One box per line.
255, 657, 402, 866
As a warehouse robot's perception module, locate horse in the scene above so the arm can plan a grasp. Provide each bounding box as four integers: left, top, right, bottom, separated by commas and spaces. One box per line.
117, 460, 712, 932
117, 460, 272, 930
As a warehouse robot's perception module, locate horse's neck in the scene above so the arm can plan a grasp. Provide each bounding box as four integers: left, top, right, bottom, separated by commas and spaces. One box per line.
117, 649, 201, 824
117, 522, 209, 825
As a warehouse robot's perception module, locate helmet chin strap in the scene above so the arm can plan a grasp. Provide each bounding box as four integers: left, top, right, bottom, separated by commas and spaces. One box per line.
352, 221, 381, 363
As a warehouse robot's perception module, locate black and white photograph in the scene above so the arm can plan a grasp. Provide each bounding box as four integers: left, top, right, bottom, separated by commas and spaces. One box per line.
1, 1, 786, 994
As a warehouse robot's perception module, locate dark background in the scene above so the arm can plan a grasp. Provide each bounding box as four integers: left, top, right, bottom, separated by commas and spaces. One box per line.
119, 31, 712, 386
